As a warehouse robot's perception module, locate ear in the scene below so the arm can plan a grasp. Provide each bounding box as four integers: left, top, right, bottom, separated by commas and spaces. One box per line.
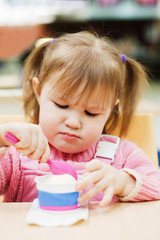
32, 77, 41, 104
115, 99, 120, 105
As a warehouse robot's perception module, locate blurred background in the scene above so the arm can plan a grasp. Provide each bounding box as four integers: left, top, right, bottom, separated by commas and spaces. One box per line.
0, 0, 160, 162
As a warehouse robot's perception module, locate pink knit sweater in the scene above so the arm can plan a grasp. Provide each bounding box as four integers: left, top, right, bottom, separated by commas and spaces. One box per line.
0, 137, 160, 202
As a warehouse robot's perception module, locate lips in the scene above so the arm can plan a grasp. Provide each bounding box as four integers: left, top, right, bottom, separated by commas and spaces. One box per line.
60, 132, 80, 141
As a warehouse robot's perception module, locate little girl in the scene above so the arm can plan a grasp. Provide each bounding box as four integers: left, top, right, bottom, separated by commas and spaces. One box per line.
0, 31, 160, 207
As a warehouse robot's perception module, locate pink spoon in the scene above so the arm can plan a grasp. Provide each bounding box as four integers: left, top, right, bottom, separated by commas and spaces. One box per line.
47, 159, 77, 180
5, 132, 77, 180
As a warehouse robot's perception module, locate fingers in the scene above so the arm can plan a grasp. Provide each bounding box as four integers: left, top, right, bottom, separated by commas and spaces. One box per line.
78, 178, 106, 204
1, 123, 50, 162
28, 134, 50, 162
16, 128, 50, 162
16, 128, 38, 156
78, 179, 114, 207
76, 168, 103, 192
99, 187, 114, 207
76, 159, 122, 207
86, 159, 103, 172
27, 130, 47, 161
38, 138, 50, 162
76, 160, 105, 191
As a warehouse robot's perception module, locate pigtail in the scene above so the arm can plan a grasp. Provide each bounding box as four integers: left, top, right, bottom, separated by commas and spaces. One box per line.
119, 57, 149, 136
22, 41, 50, 123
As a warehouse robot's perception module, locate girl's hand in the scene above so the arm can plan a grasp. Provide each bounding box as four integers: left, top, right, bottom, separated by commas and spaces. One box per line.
0, 122, 50, 162
75, 159, 136, 207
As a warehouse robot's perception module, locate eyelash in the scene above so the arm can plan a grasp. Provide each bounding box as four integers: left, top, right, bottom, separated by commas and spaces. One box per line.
85, 111, 97, 117
54, 103, 69, 109
54, 102, 98, 117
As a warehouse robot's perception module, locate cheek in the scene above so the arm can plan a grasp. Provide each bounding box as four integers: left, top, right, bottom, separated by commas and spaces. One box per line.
88, 112, 110, 137
38, 105, 57, 138
88, 119, 104, 133
39, 116, 52, 139
39, 117, 58, 146
82, 125, 103, 151
85, 118, 107, 142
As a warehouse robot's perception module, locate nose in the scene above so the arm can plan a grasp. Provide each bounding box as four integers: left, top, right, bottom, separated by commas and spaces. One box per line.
64, 111, 82, 129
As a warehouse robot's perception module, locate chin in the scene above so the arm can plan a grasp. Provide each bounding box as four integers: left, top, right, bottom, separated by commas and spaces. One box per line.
55, 144, 87, 154
57, 147, 81, 154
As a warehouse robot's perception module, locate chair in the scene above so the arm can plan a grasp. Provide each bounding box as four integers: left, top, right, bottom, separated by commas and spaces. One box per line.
0, 113, 158, 167
110, 113, 158, 167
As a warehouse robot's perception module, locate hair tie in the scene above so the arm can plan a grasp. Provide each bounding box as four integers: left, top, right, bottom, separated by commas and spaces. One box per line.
35, 38, 57, 48
50, 38, 57, 44
119, 54, 126, 63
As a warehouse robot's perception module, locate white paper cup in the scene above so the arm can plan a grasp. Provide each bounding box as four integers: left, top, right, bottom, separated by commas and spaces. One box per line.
35, 174, 80, 211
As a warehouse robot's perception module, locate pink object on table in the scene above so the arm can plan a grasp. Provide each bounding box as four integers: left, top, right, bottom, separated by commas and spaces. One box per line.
5, 132, 77, 180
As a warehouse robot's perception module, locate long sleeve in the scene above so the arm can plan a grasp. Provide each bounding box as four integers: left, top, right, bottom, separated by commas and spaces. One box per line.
0, 146, 21, 201
115, 140, 160, 202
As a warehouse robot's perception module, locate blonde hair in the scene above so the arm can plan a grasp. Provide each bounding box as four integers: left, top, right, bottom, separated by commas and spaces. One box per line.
23, 31, 148, 136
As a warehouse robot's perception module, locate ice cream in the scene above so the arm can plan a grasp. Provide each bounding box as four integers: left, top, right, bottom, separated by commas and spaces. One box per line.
44, 174, 77, 185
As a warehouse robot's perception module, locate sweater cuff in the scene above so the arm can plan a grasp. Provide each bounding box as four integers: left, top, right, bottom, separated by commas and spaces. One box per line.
117, 168, 142, 202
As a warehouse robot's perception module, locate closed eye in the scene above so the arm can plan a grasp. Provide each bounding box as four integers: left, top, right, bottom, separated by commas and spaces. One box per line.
54, 102, 69, 109
85, 110, 98, 117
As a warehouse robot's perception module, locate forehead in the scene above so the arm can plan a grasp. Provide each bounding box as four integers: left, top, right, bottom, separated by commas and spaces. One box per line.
43, 74, 113, 109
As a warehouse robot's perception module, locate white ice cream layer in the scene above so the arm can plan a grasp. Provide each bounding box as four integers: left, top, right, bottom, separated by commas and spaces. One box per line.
45, 174, 77, 185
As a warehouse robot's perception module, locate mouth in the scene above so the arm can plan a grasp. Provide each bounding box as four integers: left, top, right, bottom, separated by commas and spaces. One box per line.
60, 132, 80, 141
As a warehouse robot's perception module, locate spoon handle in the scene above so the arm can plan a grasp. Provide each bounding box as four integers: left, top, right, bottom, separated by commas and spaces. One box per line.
5, 132, 19, 145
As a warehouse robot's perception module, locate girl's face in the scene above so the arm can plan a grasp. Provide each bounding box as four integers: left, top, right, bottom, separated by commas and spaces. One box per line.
34, 78, 113, 153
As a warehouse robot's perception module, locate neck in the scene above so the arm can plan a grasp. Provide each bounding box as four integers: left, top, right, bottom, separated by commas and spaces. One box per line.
49, 143, 97, 162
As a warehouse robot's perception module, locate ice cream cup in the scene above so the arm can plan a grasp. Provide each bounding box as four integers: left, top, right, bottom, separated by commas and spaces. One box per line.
35, 175, 80, 211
